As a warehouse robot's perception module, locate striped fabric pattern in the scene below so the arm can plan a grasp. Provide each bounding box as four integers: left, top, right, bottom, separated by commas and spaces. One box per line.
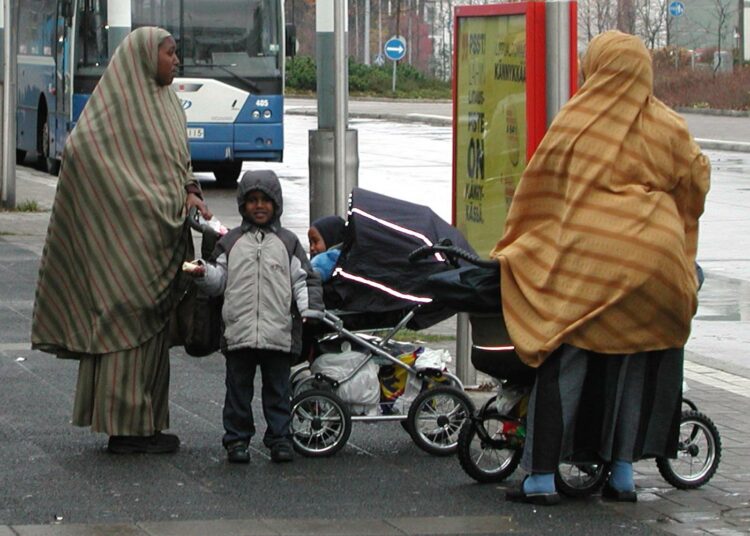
491, 31, 711, 367
72, 328, 171, 435
32, 27, 195, 356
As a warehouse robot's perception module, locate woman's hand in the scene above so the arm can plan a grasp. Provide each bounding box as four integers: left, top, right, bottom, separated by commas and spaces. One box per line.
186, 192, 212, 220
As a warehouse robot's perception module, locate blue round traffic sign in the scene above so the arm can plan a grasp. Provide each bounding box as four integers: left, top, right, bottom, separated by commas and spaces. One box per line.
669, 1, 685, 17
384, 36, 407, 62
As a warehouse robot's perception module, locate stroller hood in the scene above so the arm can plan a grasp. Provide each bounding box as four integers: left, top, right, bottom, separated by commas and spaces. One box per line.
328, 188, 477, 330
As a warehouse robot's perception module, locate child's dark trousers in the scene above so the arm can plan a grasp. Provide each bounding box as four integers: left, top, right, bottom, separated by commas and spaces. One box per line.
222, 349, 293, 448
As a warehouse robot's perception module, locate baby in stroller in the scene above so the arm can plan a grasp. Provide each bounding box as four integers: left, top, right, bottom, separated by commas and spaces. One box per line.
290, 188, 479, 458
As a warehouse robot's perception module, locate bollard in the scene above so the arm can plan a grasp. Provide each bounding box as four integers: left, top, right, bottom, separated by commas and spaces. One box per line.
309, 129, 359, 223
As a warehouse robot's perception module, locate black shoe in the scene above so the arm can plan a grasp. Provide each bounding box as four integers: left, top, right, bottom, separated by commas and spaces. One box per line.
108, 432, 180, 454
602, 482, 637, 502
506, 478, 561, 506
270, 442, 293, 463
226, 442, 250, 464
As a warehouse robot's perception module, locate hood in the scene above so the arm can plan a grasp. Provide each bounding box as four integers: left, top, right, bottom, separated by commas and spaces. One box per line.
236, 170, 283, 227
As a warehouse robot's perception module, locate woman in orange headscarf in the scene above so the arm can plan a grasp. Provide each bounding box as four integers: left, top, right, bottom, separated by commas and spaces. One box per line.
493, 31, 710, 504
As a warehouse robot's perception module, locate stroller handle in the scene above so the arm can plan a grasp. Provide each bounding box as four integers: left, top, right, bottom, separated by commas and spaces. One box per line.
408, 243, 498, 269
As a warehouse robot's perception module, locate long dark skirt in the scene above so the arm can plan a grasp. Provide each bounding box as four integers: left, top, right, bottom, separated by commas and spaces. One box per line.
521, 344, 683, 473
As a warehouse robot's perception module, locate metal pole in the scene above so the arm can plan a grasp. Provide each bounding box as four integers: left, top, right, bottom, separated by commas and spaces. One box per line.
333, 0, 347, 216
364, 0, 371, 65
309, 1, 359, 224
391, 58, 397, 92
455, 313, 475, 386
2, 0, 16, 208
378, 0, 382, 55
0, 0, 4, 193
546, 0, 572, 125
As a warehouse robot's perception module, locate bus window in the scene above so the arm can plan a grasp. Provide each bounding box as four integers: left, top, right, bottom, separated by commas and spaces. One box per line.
132, 0, 181, 38
77, 0, 108, 68
179, 0, 280, 77
18, 0, 56, 56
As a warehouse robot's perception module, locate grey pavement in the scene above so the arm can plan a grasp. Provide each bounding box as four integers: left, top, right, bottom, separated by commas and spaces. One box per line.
2, 110, 750, 535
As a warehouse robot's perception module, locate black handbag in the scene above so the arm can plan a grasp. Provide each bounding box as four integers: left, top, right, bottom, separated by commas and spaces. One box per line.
170, 212, 223, 356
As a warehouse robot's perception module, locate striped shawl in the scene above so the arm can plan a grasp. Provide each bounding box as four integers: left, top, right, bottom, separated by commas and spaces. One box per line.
32, 27, 196, 355
491, 31, 711, 367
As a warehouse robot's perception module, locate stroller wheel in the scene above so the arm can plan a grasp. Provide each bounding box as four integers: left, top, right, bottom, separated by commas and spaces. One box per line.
555, 462, 608, 497
291, 389, 351, 458
407, 385, 474, 456
656, 410, 721, 489
457, 409, 522, 483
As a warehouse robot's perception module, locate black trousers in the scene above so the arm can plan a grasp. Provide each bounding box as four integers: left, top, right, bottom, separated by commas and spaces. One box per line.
222, 348, 293, 448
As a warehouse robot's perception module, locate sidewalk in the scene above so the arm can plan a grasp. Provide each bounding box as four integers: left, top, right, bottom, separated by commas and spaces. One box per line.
2, 113, 750, 534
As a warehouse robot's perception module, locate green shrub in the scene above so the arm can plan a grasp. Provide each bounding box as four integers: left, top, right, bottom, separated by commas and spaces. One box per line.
286, 56, 450, 98
285, 56, 316, 91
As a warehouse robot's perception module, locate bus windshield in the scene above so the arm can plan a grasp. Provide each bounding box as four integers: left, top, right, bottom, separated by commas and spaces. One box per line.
132, 0, 281, 80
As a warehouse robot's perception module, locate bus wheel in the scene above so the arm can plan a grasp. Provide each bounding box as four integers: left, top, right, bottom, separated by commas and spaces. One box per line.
40, 115, 60, 176
213, 162, 242, 186
16, 150, 26, 164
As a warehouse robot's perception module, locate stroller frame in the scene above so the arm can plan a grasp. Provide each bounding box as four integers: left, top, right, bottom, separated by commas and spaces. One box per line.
290, 307, 474, 458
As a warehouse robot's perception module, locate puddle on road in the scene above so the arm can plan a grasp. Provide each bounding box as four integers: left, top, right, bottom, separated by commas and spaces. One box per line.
695, 273, 750, 321
707, 151, 750, 175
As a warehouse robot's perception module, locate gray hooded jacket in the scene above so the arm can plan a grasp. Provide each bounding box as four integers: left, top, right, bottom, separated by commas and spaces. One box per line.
196, 170, 323, 356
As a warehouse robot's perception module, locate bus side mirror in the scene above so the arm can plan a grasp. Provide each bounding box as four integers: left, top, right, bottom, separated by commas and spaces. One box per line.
285, 23, 297, 58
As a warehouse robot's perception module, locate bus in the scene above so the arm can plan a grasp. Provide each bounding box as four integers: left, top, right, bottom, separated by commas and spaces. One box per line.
14, 0, 293, 184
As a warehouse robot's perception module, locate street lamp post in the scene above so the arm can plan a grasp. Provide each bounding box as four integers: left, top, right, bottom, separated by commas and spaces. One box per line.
1, 0, 17, 208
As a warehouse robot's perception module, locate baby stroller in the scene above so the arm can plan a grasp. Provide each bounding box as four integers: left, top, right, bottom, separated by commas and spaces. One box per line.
410, 242, 722, 495
289, 188, 478, 458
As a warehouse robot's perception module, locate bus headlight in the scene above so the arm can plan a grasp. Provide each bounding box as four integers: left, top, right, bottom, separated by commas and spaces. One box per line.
252, 110, 261, 119
263, 110, 272, 119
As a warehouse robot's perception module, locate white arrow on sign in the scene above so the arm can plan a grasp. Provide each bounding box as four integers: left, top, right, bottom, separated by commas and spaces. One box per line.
384, 36, 407, 61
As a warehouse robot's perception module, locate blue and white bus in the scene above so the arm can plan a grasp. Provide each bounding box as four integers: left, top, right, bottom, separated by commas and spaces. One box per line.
14, 0, 292, 184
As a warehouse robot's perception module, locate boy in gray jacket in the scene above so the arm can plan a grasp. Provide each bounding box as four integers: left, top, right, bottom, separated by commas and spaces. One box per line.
188, 170, 323, 463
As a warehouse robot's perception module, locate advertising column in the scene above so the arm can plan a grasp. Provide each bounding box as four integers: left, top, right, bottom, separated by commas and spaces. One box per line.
451, 3, 547, 383
453, 3, 546, 256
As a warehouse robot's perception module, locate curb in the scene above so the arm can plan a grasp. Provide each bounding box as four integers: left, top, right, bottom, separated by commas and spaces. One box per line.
677, 107, 750, 118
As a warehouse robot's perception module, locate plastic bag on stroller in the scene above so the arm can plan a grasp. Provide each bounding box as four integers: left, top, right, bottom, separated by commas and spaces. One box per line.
310, 351, 380, 415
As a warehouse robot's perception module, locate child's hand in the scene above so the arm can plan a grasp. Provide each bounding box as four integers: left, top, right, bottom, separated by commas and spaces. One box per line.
182, 260, 206, 277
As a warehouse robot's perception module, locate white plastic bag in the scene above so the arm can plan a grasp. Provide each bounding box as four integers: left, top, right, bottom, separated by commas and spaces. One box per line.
390, 374, 422, 415
414, 347, 452, 371
494, 383, 529, 415
311, 351, 380, 414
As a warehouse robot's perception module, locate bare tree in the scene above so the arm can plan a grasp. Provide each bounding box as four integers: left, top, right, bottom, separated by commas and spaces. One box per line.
690, 0, 737, 73
634, 0, 668, 48
617, 0, 636, 33
579, 0, 618, 45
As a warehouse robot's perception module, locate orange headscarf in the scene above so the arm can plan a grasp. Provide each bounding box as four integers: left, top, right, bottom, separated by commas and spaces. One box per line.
491, 31, 710, 367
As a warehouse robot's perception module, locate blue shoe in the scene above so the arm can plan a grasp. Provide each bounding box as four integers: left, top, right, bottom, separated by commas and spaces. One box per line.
506, 477, 561, 506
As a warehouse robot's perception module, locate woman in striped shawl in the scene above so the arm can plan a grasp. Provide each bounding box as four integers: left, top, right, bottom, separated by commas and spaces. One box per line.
31, 27, 211, 454
493, 31, 710, 504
